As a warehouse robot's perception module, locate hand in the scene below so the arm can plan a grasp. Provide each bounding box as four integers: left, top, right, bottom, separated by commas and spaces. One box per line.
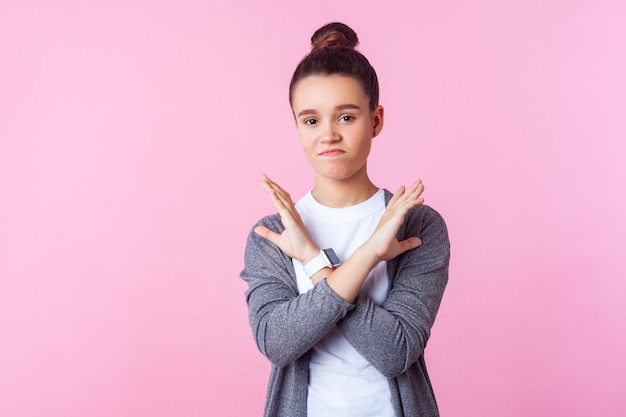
364, 180, 425, 262
254, 175, 319, 263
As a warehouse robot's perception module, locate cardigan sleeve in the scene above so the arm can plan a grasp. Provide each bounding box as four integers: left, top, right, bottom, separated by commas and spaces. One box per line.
335, 203, 450, 378
240, 214, 355, 368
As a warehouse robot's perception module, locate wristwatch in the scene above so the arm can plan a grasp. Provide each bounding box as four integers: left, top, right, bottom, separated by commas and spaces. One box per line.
303, 248, 341, 278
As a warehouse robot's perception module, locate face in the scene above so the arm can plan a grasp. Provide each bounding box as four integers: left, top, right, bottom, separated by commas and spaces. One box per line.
291, 75, 384, 183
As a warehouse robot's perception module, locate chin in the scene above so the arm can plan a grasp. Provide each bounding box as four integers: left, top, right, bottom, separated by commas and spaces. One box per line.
322, 170, 358, 182
323, 164, 367, 180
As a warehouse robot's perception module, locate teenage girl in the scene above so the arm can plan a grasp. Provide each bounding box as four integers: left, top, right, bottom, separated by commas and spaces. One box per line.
241, 22, 450, 417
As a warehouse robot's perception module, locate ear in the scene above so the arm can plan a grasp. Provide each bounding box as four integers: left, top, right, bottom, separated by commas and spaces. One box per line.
372, 105, 384, 137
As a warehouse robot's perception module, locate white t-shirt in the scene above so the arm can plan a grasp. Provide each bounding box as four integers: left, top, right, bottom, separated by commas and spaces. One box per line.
293, 189, 395, 417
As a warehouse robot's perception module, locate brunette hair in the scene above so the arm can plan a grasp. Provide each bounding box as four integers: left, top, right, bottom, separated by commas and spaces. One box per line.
289, 22, 380, 111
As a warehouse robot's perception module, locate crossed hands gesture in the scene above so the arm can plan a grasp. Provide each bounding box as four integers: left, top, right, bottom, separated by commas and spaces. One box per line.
254, 174, 425, 266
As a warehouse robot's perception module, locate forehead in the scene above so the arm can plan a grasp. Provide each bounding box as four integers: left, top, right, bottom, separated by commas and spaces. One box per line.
291, 75, 368, 112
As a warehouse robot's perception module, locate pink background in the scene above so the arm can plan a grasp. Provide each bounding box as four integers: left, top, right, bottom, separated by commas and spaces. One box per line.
1, 0, 625, 416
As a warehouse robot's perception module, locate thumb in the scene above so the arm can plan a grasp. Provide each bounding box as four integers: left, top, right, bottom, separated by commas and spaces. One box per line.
398, 237, 422, 254
254, 225, 280, 245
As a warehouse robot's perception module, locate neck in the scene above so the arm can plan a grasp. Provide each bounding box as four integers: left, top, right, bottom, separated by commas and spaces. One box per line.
311, 171, 378, 208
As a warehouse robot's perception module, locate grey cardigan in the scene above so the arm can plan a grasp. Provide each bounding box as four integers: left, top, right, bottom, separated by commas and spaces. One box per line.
240, 190, 450, 416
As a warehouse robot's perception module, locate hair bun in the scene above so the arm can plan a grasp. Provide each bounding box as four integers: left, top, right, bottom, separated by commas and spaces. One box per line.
311, 22, 359, 50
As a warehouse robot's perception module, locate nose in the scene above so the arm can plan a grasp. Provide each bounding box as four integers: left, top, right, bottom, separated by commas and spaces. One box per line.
320, 123, 340, 143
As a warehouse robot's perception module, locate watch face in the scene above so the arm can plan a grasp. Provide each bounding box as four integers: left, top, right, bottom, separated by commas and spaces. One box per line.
324, 248, 341, 266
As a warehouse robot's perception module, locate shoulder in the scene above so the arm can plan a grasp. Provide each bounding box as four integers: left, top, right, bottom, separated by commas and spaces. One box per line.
242, 214, 294, 282
243, 212, 293, 267
244, 213, 284, 253
253, 212, 285, 234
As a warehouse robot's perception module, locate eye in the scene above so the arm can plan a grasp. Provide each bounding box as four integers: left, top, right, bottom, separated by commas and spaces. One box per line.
303, 118, 318, 125
339, 115, 355, 122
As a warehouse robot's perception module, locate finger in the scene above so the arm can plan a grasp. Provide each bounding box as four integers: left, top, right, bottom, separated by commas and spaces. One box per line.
254, 225, 280, 245
403, 180, 423, 200
408, 179, 424, 197
403, 180, 425, 207
260, 176, 278, 199
398, 236, 423, 254
262, 174, 289, 198
273, 189, 295, 213
261, 174, 281, 195
268, 191, 303, 232
389, 184, 419, 212
262, 175, 295, 210
387, 185, 406, 206
261, 176, 293, 213
404, 196, 424, 211
264, 193, 296, 231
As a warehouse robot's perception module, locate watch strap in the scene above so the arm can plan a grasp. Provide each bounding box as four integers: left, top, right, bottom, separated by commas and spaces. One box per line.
303, 249, 339, 278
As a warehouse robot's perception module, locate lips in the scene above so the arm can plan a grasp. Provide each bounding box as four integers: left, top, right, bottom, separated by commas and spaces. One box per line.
319, 148, 345, 156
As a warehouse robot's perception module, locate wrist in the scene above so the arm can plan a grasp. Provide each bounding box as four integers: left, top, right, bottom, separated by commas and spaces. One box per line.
303, 248, 341, 278
300, 246, 321, 264
358, 241, 384, 266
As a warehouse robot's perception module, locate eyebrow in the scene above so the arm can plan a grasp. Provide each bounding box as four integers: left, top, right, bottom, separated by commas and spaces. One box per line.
297, 103, 362, 118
